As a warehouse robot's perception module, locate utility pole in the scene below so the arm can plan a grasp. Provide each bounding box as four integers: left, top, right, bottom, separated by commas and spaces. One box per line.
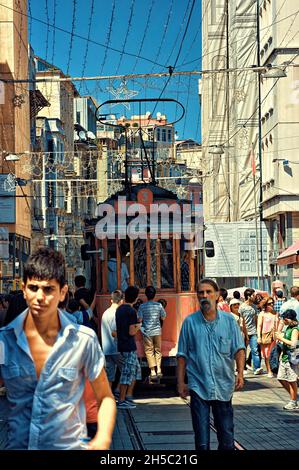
225, 0, 231, 222
257, 0, 264, 289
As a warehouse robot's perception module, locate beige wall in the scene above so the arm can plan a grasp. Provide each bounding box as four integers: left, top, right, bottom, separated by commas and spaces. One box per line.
201, 0, 259, 224
260, 0, 299, 220
36, 73, 75, 154
0, 0, 31, 239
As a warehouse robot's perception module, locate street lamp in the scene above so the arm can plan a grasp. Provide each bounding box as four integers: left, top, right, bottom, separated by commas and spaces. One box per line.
4, 154, 20, 162
208, 145, 225, 155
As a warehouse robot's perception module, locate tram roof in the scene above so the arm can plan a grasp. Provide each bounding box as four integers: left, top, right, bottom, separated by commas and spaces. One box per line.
99, 183, 184, 205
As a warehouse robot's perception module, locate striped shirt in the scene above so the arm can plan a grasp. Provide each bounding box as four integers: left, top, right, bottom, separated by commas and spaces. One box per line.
138, 301, 166, 336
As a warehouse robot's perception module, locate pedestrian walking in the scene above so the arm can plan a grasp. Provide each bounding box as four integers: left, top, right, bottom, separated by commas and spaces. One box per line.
177, 278, 245, 451
218, 288, 230, 312
101, 290, 125, 391
138, 286, 166, 379
275, 309, 299, 410
257, 297, 279, 378
273, 288, 285, 316
0, 247, 116, 450
115, 285, 142, 409
239, 288, 263, 375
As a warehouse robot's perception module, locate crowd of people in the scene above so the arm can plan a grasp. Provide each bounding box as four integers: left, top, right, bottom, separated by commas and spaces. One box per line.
217, 286, 299, 410
0, 247, 298, 451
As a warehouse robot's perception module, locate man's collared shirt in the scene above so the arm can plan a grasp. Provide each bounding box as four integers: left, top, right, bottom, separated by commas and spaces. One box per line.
177, 310, 245, 402
0, 309, 104, 450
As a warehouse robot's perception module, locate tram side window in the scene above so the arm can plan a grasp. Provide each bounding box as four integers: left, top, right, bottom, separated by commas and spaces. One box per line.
160, 240, 174, 288
134, 239, 147, 288
150, 240, 157, 287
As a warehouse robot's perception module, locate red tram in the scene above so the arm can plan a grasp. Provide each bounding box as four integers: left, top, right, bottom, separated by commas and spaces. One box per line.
83, 182, 203, 368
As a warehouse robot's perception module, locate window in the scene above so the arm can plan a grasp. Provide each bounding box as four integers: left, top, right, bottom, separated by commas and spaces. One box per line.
162, 129, 166, 142
167, 129, 172, 142
156, 128, 161, 141
76, 111, 81, 124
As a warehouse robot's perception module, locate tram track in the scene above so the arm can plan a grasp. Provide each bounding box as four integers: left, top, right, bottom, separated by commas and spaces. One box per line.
182, 398, 246, 451
122, 390, 246, 451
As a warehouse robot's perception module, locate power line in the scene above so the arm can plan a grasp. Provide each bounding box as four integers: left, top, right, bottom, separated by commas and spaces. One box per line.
79, 0, 95, 94
0, 1, 166, 69
115, 0, 136, 76
177, 8, 299, 68
66, 0, 77, 75
150, 0, 174, 73
146, 0, 196, 123
131, 0, 156, 73
99, 0, 116, 77
44, 0, 50, 62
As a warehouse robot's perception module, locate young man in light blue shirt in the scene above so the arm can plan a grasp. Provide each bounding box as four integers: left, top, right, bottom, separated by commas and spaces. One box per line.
177, 278, 245, 451
0, 247, 116, 450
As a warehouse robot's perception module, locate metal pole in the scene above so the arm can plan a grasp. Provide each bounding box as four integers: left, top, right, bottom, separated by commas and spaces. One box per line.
253, 171, 260, 287
257, 0, 264, 289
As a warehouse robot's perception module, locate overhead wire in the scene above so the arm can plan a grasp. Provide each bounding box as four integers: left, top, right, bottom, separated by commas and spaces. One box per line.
44, 0, 50, 62
66, 0, 77, 76
79, 0, 95, 94
0, 1, 166, 70
147, 0, 196, 124
149, 0, 175, 74
131, 0, 156, 73
177, 8, 299, 68
115, 0, 136, 77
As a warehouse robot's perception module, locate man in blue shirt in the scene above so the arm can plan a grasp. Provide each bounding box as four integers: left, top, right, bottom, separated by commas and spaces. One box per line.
177, 278, 245, 451
0, 247, 116, 450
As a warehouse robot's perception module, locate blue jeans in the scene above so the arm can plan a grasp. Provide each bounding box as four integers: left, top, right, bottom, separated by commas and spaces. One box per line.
248, 334, 261, 370
190, 390, 234, 451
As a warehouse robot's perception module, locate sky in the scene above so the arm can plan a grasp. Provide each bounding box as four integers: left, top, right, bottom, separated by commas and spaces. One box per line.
27, 0, 202, 142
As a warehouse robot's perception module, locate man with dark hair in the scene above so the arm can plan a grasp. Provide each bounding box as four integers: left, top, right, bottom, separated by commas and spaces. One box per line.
177, 278, 245, 450
115, 286, 141, 409
274, 288, 285, 316
0, 247, 116, 450
239, 288, 263, 375
74, 274, 92, 309
218, 288, 230, 312
233, 291, 241, 300
138, 285, 166, 379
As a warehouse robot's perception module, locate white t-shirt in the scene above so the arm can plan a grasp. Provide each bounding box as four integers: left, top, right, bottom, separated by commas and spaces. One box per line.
101, 304, 118, 355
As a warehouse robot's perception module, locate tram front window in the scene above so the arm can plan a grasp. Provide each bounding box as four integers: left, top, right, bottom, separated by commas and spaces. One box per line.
134, 239, 147, 288
160, 240, 174, 289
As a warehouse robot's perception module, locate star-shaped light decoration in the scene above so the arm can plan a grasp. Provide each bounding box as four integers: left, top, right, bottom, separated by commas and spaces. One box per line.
234, 88, 246, 103
3, 173, 16, 192
106, 80, 139, 110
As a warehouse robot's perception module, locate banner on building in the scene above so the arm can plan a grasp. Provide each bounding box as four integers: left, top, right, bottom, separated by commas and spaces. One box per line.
0, 174, 16, 223
0, 227, 9, 260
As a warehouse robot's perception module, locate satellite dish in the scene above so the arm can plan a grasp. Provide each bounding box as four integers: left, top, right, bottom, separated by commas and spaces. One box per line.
86, 131, 96, 140
156, 112, 162, 120
146, 111, 151, 117
78, 131, 87, 140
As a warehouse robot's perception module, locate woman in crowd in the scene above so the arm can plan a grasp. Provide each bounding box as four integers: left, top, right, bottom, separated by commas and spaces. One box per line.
257, 296, 279, 377
275, 309, 299, 410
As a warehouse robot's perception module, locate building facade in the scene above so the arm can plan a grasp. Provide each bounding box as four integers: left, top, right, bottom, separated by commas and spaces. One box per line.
0, 0, 31, 289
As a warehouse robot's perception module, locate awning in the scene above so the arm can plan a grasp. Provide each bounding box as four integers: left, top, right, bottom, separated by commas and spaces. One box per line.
277, 240, 299, 266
